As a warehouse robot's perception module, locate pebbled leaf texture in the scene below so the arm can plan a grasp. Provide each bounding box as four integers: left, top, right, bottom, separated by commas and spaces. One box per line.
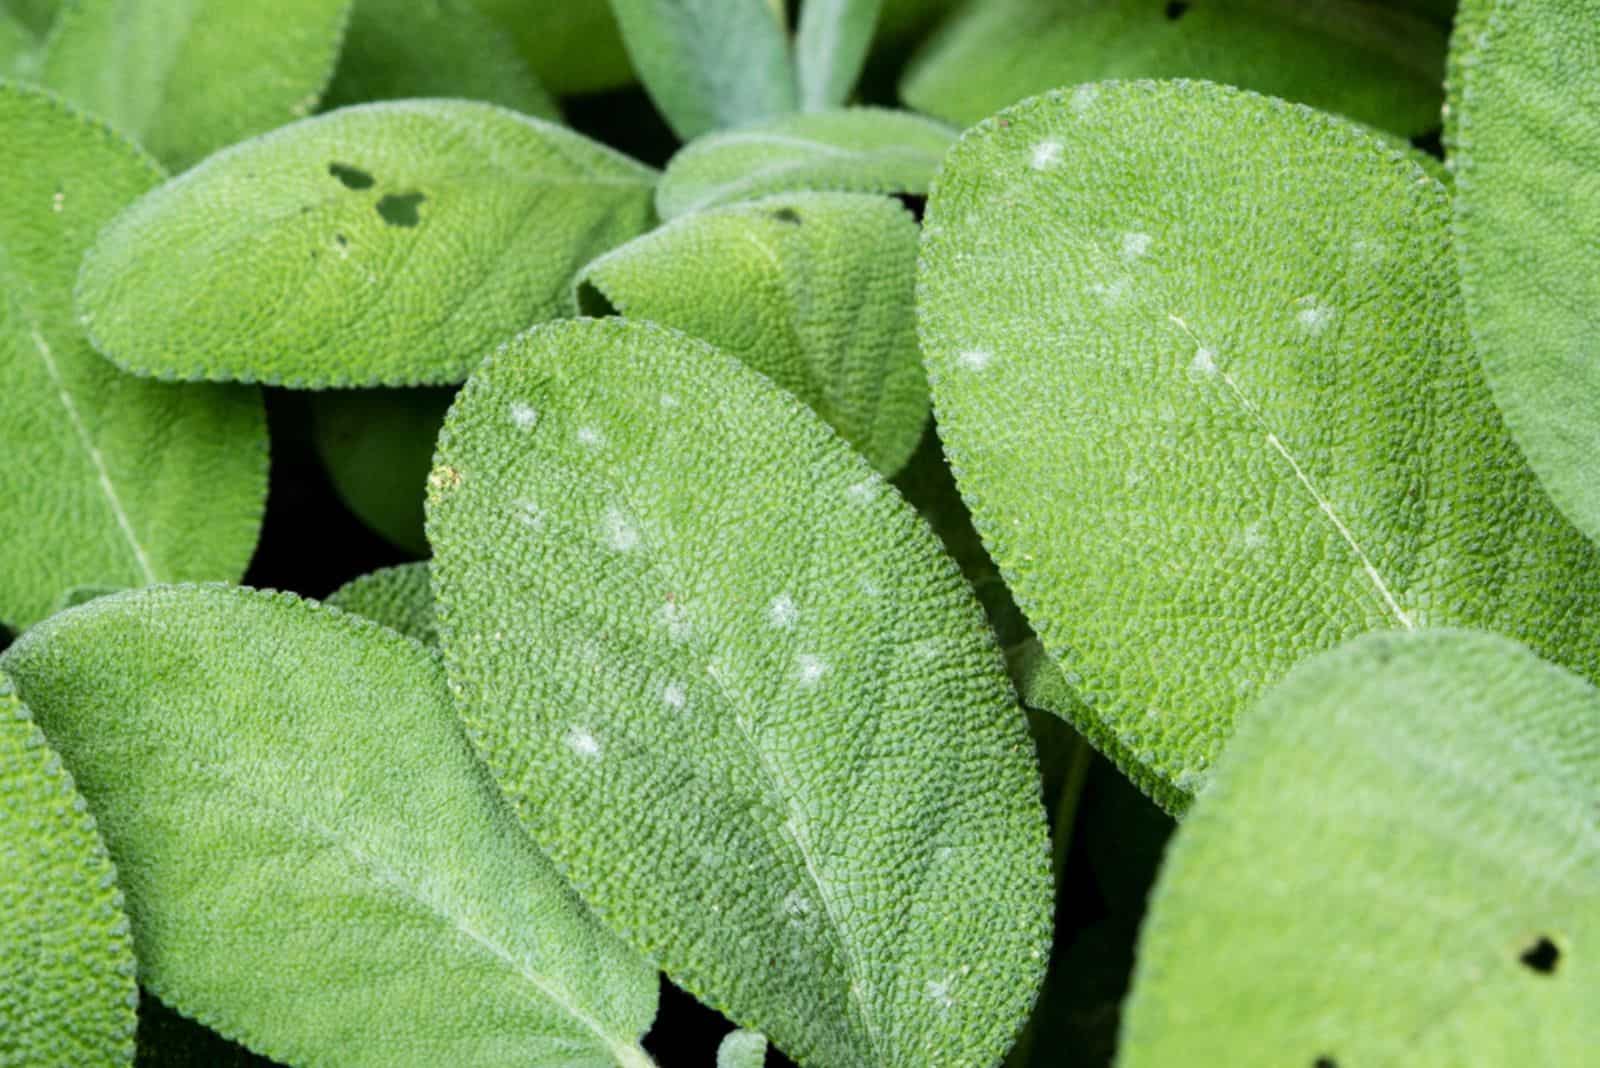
917, 80, 1600, 812
77, 100, 658, 388
0, 585, 659, 1068
40, 0, 352, 170
427, 318, 1052, 1068
796, 0, 882, 111
0, 676, 137, 1068
327, 561, 437, 647
1120, 629, 1600, 1066
1442, 0, 1493, 165
323, 0, 559, 117
716, 1030, 769, 1068
0, 83, 266, 632
577, 192, 928, 476
656, 107, 957, 220
1453, 0, 1600, 546
900, 0, 1447, 136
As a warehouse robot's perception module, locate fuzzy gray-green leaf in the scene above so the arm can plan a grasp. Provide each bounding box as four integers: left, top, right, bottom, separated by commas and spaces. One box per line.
917, 80, 1600, 812
39, 0, 352, 170
656, 108, 956, 219
0, 676, 137, 1067
0, 585, 658, 1068
311, 387, 453, 553
327, 561, 437, 647
427, 318, 1051, 1068
76, 100, 658, 388
795, 0, 881, 111
577, 192, 927, 475
1120, 629, 1599, 1066
0, 83, 266, 632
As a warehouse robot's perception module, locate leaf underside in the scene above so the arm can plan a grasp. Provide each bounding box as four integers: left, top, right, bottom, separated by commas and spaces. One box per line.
327, 561, 437, 647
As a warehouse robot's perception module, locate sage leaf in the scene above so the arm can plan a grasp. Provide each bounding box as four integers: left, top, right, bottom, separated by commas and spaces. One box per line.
77, 100, 658, 388
0, 676, 137, 1067
577, 192, 928, 476
324, 0, 559, 117
39, 0, 352, 170
608, 0, 796, 140
469, 0, 635, 95
1453, 0, 1600, 545
917, 81, 1600, 812
656, 107, 956, 219
0, 83, 266, 632
0, 585, 659, 1068
3, 0, 57, 36
0, 5, 40, 77
717, 1030, 769, 1068
427, 318, 1052, 1068
900, 0, 1447, 136
327, 561, 437, 647
795, 0, 881, 111
1120, 629, 1600, 1066
1442, 0, 1493, 165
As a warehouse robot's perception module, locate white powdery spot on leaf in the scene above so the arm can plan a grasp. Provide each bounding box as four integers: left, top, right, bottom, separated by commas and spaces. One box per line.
957, 349, 992, 372
509, 402, 539, 430
795, 654, 829, 687
576, 424, 605, 448
1122, 232, 1153, 260
663, 681, 687, 709
1071, 84, 1099, 113
1089, 278, 1131, 303
846, 478, 880, 505
515, 499, 544, 531
782, 890, 813, 921
657, 601, 693, 642
1190, 347, 1218, 377
1030, 140, 1062, 171
602, 506, 639, 552
1243, 521, 1269, 550
659, 392, 678, 409
565, 726, 601, 759
925, 976, 956, 1011
768, 593, 798, 630
1296, 300, 1335, 334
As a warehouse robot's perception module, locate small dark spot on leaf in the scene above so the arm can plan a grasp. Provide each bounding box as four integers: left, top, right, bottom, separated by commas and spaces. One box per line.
1312, 1058, 1338, 1068
1165, 1, 1190, 18
328, 162, 375, 190
376, 192, 426, 227
1520, 935, 1560, 975
771, 207, 802, 225
334, 233, 348, 247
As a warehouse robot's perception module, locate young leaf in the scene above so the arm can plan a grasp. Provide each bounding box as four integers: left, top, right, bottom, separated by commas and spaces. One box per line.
76, 100, 658, 388
426, 319, 1052, 1068
900, 0, 1447, 136
323, 0, 559, 117
327, 561, 437, 647
0, 676, 137, 1067
468, 0, 635, 95
795, 0, 882, 111
39, 0, 352, 170
0, 83, 266, 632
917, 81, 1600, 812
1120, 629, 1600, 1066
0, 585, 659, 1068
311, 387, 454, 554
1441, 0, 1493, 166
716, 1030, 769, 1068
1453, 0, 1600, 546
577, 192, 928, 476
656, 107, 956, 219
607, 0, 797, 140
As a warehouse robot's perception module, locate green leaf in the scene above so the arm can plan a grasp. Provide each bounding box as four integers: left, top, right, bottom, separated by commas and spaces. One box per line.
656, 107, 956, 219
470, 0, 635, 95
0, 4, 41, 77
76, 100, 658, 388
0, 676, 137, 1067
327, 561, 437, 647
608, 0, 796, 140
916, 80, 1600, 812
1442, 0, 1493, 165
0, 585, 659, 1068
900, 0, 1447, 136
310, 387, 453, 553
1120, 629, 1600, 1066
3, 0, 59, 36
323, 0, 559, 117
39, 0, 352, 170
577, 192, 928, 476
716, 1030, 769, 1068
795, 0, 881, 111
1453, 0, 1600, 545
426, 318, 1052, 1068
0, 83, 266, 632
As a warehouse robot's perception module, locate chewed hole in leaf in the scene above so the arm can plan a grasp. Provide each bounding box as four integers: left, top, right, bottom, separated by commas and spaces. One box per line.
376, 192, 426, 227
1519, 936, 1561, 975
770, 207, 802, 225
1164, 1, 1190, 19
328, 162, 375, 190
1312, 1057, 1338, 1068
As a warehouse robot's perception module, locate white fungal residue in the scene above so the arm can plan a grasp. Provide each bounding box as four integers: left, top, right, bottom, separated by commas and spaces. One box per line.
1295, 299, 1335, 334
657, 601, 693, 642
782, 890, 813, 922
564, 726, 601, 759
659, 392, 678, 409
925, 976, 956, 1011
1121, 231, 1153, 260
601, 506, 639, 551
1243, 521, 1269, 550
1030, 139, 1063, 171
1190, 347, 1218, 377
515, 499, 544, 531
956, 349, 992, 372
1071, 84, 1099, 113
795, 654, 829, 687
1089, 278, 1131, 303
576, 424, 605, 448
846, 478, 879, 505
509, 402, 539, 430
768, 593, 798, 630
662, 681, 687, 709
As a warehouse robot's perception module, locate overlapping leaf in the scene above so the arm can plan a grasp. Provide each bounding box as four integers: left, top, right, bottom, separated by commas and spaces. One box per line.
0, 585, 659, 1068
917, 80, 1600, 811
1121, 629, 1599, 1066
427, 318, 1052, 1068
796, 0, 882, 112
311, 387, 453, 553
0, 83, 265, 632
328, 561, 437, 647
469, 0, 634, 95
77, 100, 658, 387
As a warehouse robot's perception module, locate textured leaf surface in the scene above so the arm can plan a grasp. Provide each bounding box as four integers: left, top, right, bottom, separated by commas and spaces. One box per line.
1121, 629, 1600, 1066
40, 0, 351, 169
657, 107, 956, 219
578, 192, 927, 475
311, 387, 453, 553
0, 84, 265, 632
0, 676, 137, 1067
324, 0, 558, 117
716, 1030, 769, 1068
1, 585, 658, 1068
901, 0, 1446, 136
427, 319, 1051, 1068
1442, 0, 1492, 164
135, 996, 278, 1068
469, 0, 634, 95
795, 0, 881, 111
77, 100, 658, 388
917, 80, 1600, 811
1454, 0, 1600, 545
327, 562, 437, 647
